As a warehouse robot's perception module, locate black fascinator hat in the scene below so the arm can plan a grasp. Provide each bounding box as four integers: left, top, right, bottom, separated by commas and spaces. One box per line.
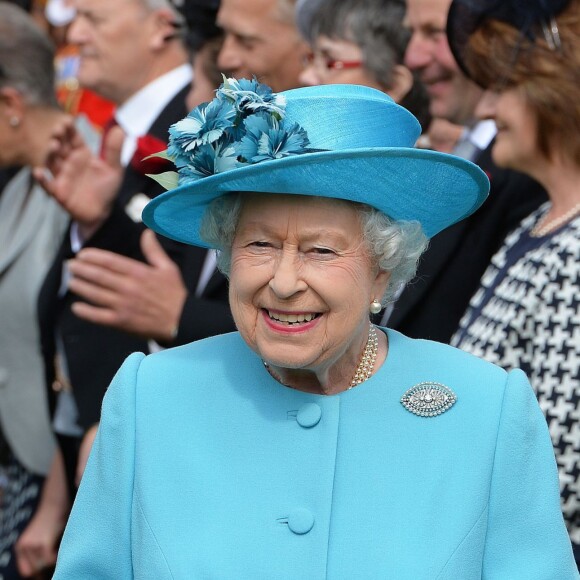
170, 0, 221, 52
447, 0, 571, 82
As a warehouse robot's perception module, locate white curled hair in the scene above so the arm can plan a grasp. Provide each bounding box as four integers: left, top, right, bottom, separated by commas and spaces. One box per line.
200, 192, 428, 304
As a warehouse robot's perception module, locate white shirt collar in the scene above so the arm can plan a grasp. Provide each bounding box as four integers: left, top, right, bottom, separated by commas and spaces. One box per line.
465, 119, 497, 150
114, 64, 192, 165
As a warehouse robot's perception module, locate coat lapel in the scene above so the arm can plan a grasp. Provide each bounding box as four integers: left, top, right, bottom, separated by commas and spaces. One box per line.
0, 170, 48, 276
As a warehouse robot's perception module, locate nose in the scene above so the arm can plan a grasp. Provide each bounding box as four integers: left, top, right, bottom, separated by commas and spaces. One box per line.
66, 14, 87, 46
475, 90, 498, 120
268, 250, 308, 299
217, 34, 243, 74
299, 63, 322, 87
404, 33, 432, 72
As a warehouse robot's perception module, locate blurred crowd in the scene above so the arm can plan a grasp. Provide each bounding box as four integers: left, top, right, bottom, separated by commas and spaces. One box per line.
0, 0, 578, 577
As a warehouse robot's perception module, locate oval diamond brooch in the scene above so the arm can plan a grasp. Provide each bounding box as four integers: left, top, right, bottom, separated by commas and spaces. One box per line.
400, 382, 457, 417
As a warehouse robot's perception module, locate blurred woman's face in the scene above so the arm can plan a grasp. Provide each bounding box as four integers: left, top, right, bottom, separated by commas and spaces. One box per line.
476, 87, 540, 174
229, 193, 389, 379
300, 35, 382, 90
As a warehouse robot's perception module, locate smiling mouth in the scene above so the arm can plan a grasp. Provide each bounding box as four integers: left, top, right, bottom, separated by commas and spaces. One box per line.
266, 310, 321, 325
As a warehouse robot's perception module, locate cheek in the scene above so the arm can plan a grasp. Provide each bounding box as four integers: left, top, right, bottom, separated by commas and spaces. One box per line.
312, 261, 373, 312
228, 258, 266, 329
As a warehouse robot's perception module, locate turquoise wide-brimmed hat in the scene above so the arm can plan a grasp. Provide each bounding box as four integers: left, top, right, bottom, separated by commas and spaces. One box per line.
142, 79, 489, 247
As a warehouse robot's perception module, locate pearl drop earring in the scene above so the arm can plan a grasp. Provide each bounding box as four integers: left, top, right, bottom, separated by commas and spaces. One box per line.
369, 299, 382, 315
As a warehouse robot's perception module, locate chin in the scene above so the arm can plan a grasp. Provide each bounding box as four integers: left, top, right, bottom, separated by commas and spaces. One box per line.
428, 99, 453, 123
259, 344, 320, 373
490, 142, 513, 170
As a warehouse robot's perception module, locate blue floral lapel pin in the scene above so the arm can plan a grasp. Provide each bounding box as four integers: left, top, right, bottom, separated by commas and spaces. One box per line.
401, 382, 457, 417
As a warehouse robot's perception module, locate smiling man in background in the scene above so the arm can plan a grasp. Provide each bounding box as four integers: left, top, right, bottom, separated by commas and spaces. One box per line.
384, 0, 547, 343
217, 0, 309, 92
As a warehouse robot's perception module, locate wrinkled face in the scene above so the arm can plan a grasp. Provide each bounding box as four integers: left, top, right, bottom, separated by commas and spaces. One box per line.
299, 36, 382, 91
476, 88, 540, 173
68, 0, 164, 104
217, 0, 308, 92
403, 0, 481, 124
229, 194, 389, 376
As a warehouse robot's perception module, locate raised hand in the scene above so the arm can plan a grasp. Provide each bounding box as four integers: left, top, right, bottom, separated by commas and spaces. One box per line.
33, 117, 125, 240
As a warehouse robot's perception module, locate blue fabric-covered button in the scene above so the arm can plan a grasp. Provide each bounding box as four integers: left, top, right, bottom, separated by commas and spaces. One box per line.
296, 403, 322, 428
287, 508, 315, 534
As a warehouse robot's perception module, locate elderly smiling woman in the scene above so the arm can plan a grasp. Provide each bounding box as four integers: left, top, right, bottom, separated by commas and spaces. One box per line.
52, 81, 577, 579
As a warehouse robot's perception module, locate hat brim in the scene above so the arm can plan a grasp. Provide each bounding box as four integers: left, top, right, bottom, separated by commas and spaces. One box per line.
142, 147, 489, 247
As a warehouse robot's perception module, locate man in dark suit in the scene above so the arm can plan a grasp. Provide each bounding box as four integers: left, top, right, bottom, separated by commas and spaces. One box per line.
385, 0, 546, 343
54, 0, 310, 350
17, 0, 232, 572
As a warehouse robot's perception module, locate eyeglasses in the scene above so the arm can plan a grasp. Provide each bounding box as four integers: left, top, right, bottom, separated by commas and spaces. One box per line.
302, 52, 363, 72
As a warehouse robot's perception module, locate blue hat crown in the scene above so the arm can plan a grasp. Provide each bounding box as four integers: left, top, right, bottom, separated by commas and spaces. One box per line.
151, 79, 421, 192
143, 79, 489, 247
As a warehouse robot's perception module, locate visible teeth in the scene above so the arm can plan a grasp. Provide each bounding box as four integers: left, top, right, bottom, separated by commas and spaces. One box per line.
268, 311, 317, 324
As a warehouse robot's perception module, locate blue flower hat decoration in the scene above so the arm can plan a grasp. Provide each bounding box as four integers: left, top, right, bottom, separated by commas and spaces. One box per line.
148, 77, 312, 190
143, 78, 490, 248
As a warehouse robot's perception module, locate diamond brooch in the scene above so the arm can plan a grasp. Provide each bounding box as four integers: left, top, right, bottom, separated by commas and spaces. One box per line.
400, 382, 457, 417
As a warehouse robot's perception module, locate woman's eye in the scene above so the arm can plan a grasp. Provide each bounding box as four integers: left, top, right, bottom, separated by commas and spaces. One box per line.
249, 241, 272, 248
311, 247, 336, 255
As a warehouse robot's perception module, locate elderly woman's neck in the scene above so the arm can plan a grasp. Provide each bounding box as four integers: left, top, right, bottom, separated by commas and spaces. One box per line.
265, 327, 388, 396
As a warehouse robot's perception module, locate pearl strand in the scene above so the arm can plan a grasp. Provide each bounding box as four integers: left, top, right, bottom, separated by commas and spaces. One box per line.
530, 201, 580, 237
348, 324, 379, 389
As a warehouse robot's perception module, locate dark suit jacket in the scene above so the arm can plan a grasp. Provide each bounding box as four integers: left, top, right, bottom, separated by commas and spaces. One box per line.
387, 143, 547, 343
39, 84, 234, 434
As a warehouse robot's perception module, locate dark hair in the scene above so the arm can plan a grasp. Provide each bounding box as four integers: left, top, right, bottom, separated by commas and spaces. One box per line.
3, 0, 32, 11
465, 0, 580, 164
174, 0, 221, 53
0, 2, 57, 107
298, 0, 430, 130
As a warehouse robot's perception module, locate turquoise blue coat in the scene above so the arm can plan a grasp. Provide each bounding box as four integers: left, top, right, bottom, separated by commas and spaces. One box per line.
53, 330, 578, 579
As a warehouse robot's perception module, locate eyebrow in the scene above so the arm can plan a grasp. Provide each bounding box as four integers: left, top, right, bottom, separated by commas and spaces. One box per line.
239, 223, 351, 244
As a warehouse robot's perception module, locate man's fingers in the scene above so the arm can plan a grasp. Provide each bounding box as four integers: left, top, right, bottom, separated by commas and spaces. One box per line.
68, 275, 120, 307
15, 551, 33, 576
32, 166, 55, 194
140, 229, 174, 269
71, 301, 120, 327
15, 547, 49, 577
73, 248, 138, 274
102, 125, 124, 169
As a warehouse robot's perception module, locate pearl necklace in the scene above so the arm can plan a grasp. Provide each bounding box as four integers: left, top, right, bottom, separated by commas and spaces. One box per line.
530, 202, 580, 237
262, 324, 380, 391
348, 324, 379, 389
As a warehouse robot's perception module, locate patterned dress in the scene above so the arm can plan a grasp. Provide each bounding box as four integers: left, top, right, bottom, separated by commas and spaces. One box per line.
452, 203, 580, 552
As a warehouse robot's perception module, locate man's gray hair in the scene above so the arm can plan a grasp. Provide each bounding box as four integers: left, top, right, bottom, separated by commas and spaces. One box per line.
0, 2, 57, 107
142, 0, 185, 26
200, 192, 428, 304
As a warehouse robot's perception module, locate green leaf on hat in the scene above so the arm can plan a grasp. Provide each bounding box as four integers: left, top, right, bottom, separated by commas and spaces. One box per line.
145, 170, 179, 190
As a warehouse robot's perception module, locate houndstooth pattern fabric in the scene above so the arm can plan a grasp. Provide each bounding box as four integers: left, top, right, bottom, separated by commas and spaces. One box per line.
452, 203, 580, 545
